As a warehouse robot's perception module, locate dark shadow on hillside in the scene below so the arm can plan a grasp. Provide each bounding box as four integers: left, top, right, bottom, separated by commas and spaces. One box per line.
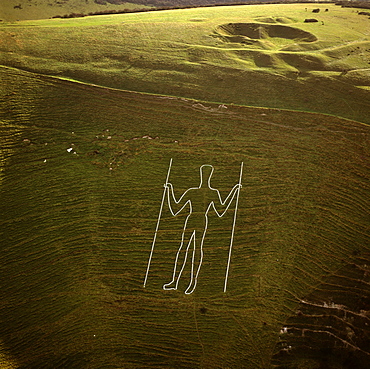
272, 255, 370, 369
215, 22, 317, 45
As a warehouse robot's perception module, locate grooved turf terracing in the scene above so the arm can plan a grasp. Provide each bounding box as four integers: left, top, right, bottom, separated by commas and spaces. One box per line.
0, 66, 369, 368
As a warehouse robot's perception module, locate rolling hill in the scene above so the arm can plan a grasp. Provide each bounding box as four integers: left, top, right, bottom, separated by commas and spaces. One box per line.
1, 0, 273, 22
0, 3, 369, 369
1, 4, 370, 123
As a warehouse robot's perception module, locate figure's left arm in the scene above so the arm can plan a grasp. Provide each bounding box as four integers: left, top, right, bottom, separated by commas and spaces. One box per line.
213, 184, 242, 217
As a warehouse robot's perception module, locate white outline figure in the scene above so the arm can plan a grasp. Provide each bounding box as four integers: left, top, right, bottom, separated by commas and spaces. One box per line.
162, 164, 242, 294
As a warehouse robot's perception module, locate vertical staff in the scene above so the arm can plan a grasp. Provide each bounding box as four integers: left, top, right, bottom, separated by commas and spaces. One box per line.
224, 162, 243, 293
143, 158, 173, 287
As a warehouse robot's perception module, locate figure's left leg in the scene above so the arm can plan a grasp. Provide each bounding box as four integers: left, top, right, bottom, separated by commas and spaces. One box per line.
185, 231, 205, 295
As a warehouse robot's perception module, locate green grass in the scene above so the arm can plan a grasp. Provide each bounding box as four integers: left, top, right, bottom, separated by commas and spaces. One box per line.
0, 0, 153, 22
0, 3, 370, 368
0, 64, 369, 368
1, 4, 370, 123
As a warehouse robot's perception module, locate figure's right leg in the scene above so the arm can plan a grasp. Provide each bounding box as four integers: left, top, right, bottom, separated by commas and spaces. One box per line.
163, 229, 195, 290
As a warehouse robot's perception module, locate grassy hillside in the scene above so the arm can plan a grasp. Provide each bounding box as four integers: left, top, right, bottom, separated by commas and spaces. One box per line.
0, 0, 273, 22
0, 3, 370, 368
0, 0, 153, 22
1, 4, 370, 123
0, 64, 369, 368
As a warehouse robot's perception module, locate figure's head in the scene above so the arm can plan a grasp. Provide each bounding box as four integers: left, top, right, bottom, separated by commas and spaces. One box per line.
199, 165, 214, 187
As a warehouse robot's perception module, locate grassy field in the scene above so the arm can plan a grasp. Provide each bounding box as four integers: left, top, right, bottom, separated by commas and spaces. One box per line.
0, 3, 370, 369
1, 4, 370, 123
0, 64, 369, 368
0, 0, 153, 22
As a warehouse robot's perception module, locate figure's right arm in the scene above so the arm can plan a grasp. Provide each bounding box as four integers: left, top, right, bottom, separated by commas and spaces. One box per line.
165, 183, 190, 216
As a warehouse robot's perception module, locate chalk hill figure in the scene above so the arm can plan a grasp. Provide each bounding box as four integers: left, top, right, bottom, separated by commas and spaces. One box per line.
163, 164, 242, 294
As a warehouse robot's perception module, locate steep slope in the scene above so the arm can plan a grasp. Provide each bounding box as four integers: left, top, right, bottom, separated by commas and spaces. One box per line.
0, 65, 369, 368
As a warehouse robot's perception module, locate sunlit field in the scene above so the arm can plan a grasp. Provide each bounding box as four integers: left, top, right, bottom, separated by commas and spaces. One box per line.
0, 3, 369, 368
1, 4, 370, 122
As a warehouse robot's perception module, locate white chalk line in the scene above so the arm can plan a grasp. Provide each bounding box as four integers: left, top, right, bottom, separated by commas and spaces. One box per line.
143, 158, 172, 288
224, 162, 243, 293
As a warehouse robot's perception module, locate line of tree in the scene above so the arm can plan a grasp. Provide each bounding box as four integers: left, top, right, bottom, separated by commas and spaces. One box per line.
52, 0, 339, 19
335, 1, 370, 10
